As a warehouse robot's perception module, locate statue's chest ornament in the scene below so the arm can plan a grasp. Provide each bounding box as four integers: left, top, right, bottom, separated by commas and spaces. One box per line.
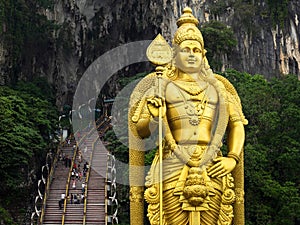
173, 80, 208, 96
173, 81, 209, 126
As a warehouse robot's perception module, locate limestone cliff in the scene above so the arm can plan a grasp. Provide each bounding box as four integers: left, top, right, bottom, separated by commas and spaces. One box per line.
160, 0, 300, 79
1, 0, 299, 109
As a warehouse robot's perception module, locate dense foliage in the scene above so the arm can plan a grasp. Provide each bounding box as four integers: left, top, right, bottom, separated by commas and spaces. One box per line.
223, 70, 300, 224
105, 69, 300, 225
210, 0, 291, 29
0, 78, 58, 224
267, 0, 291, 27
200, 21, 237, 71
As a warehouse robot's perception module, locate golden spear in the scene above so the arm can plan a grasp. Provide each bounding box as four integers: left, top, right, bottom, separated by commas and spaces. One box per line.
146, 34, 172, 224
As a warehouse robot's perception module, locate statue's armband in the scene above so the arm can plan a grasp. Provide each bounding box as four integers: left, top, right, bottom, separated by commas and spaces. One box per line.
227, 96, 248, 125
228, 100, 243, 123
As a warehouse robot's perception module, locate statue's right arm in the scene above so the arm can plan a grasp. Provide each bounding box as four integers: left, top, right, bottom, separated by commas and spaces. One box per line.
131, 74, 167, 139
134, 103, 158, 139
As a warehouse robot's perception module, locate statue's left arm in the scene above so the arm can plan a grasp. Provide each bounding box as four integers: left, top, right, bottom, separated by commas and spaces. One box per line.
208, 78, 246, 178
227, 119, 245, 164
208, 120, 245, 178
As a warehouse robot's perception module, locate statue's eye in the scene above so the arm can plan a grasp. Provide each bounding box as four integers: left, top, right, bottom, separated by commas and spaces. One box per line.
194, 48, 201, 53
181, 47, 189, 53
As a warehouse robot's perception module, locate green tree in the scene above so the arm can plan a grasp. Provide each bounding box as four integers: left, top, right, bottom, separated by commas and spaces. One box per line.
200, 21, 237, 71
0, 79, 58, 223
222, 69, 300, 224
267, 0, 291, 28
0, 207, 17, 225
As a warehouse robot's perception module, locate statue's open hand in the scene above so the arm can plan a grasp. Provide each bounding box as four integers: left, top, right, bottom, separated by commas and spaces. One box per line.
207, 157, 236, 178
146, 96, 166, 118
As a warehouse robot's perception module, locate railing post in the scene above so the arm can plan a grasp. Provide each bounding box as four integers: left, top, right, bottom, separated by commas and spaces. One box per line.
34, 147, 59, 225
106, 153, 118, 224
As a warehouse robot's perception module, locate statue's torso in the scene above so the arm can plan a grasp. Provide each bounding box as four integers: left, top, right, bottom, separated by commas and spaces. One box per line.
165, 79, 218, 145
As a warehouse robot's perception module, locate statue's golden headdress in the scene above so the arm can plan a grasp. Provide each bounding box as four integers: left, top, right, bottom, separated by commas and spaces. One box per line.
172, 7, 204, 48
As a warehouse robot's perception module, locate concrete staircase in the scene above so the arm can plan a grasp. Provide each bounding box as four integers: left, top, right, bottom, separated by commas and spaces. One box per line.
43, 140, 75, 225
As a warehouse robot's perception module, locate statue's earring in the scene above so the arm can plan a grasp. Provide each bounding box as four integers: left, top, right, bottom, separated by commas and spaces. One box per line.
203, 57, 211, 70
202, 49, 211, 70
167, 60, 177, 80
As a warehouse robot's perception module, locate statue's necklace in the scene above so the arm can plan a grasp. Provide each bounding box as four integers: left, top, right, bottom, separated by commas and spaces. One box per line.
173, 80, 209, 96
174, 81, 209, 126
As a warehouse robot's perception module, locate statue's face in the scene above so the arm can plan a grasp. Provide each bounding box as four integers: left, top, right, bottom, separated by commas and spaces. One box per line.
175, 40, 203, 74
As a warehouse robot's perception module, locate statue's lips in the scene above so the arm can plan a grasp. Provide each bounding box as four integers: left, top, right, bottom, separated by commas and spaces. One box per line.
187, 59, 196, 64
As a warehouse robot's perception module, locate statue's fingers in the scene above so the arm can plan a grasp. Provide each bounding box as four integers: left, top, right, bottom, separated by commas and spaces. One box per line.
217, 171, 227, 178
210, 168, 223, 178
207, 165, 216, 173
208, 161, 222, 171
149, 99, 159, 107
213, 157, 223, 162
207, 166, 221, 176
157, 98, 163, 106
217, 168, 227, 176
147, 99, 154, 104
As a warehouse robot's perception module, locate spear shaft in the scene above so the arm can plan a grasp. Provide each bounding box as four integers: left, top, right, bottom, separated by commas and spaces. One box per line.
156, 66, 164, 224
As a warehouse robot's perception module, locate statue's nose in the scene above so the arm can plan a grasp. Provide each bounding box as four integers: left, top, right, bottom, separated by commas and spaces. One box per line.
189, 49, 196, 56
189, 52, 195, 57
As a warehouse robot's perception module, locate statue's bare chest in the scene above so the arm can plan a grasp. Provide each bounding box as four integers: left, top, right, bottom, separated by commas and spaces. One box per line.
165, 80, 218, 106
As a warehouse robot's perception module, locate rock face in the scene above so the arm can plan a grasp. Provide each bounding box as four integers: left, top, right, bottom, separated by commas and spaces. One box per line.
162, 0, 300, 79
1, 0, 300, 108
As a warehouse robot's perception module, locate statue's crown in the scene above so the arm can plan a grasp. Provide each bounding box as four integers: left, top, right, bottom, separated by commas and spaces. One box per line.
172, 7, 204, 47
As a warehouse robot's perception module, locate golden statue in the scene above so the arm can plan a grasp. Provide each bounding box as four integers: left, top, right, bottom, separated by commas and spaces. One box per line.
129, 7, 247, 225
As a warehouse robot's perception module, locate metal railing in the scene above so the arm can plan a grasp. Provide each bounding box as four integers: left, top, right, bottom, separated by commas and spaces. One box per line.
106, 153, 118, 224
36, 145, 60, 225
35, 115, 114, 225
82, 141, 94, 225
61, 142, 77, 225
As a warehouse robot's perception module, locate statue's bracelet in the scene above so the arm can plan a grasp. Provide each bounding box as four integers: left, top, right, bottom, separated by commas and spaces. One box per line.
227, 152, 240, 164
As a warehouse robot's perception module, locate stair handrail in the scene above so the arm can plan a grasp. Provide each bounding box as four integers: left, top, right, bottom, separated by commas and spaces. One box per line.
97, 117, 112, 224
38, 145, 60, 225
82, 133, 100, 224
105, 151, 110, 224
95, 115, 105, 128
61, 141, 77, 225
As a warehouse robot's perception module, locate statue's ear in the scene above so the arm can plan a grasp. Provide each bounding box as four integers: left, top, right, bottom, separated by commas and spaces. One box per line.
203, 49, 207, 57
202, 57, 211, 70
